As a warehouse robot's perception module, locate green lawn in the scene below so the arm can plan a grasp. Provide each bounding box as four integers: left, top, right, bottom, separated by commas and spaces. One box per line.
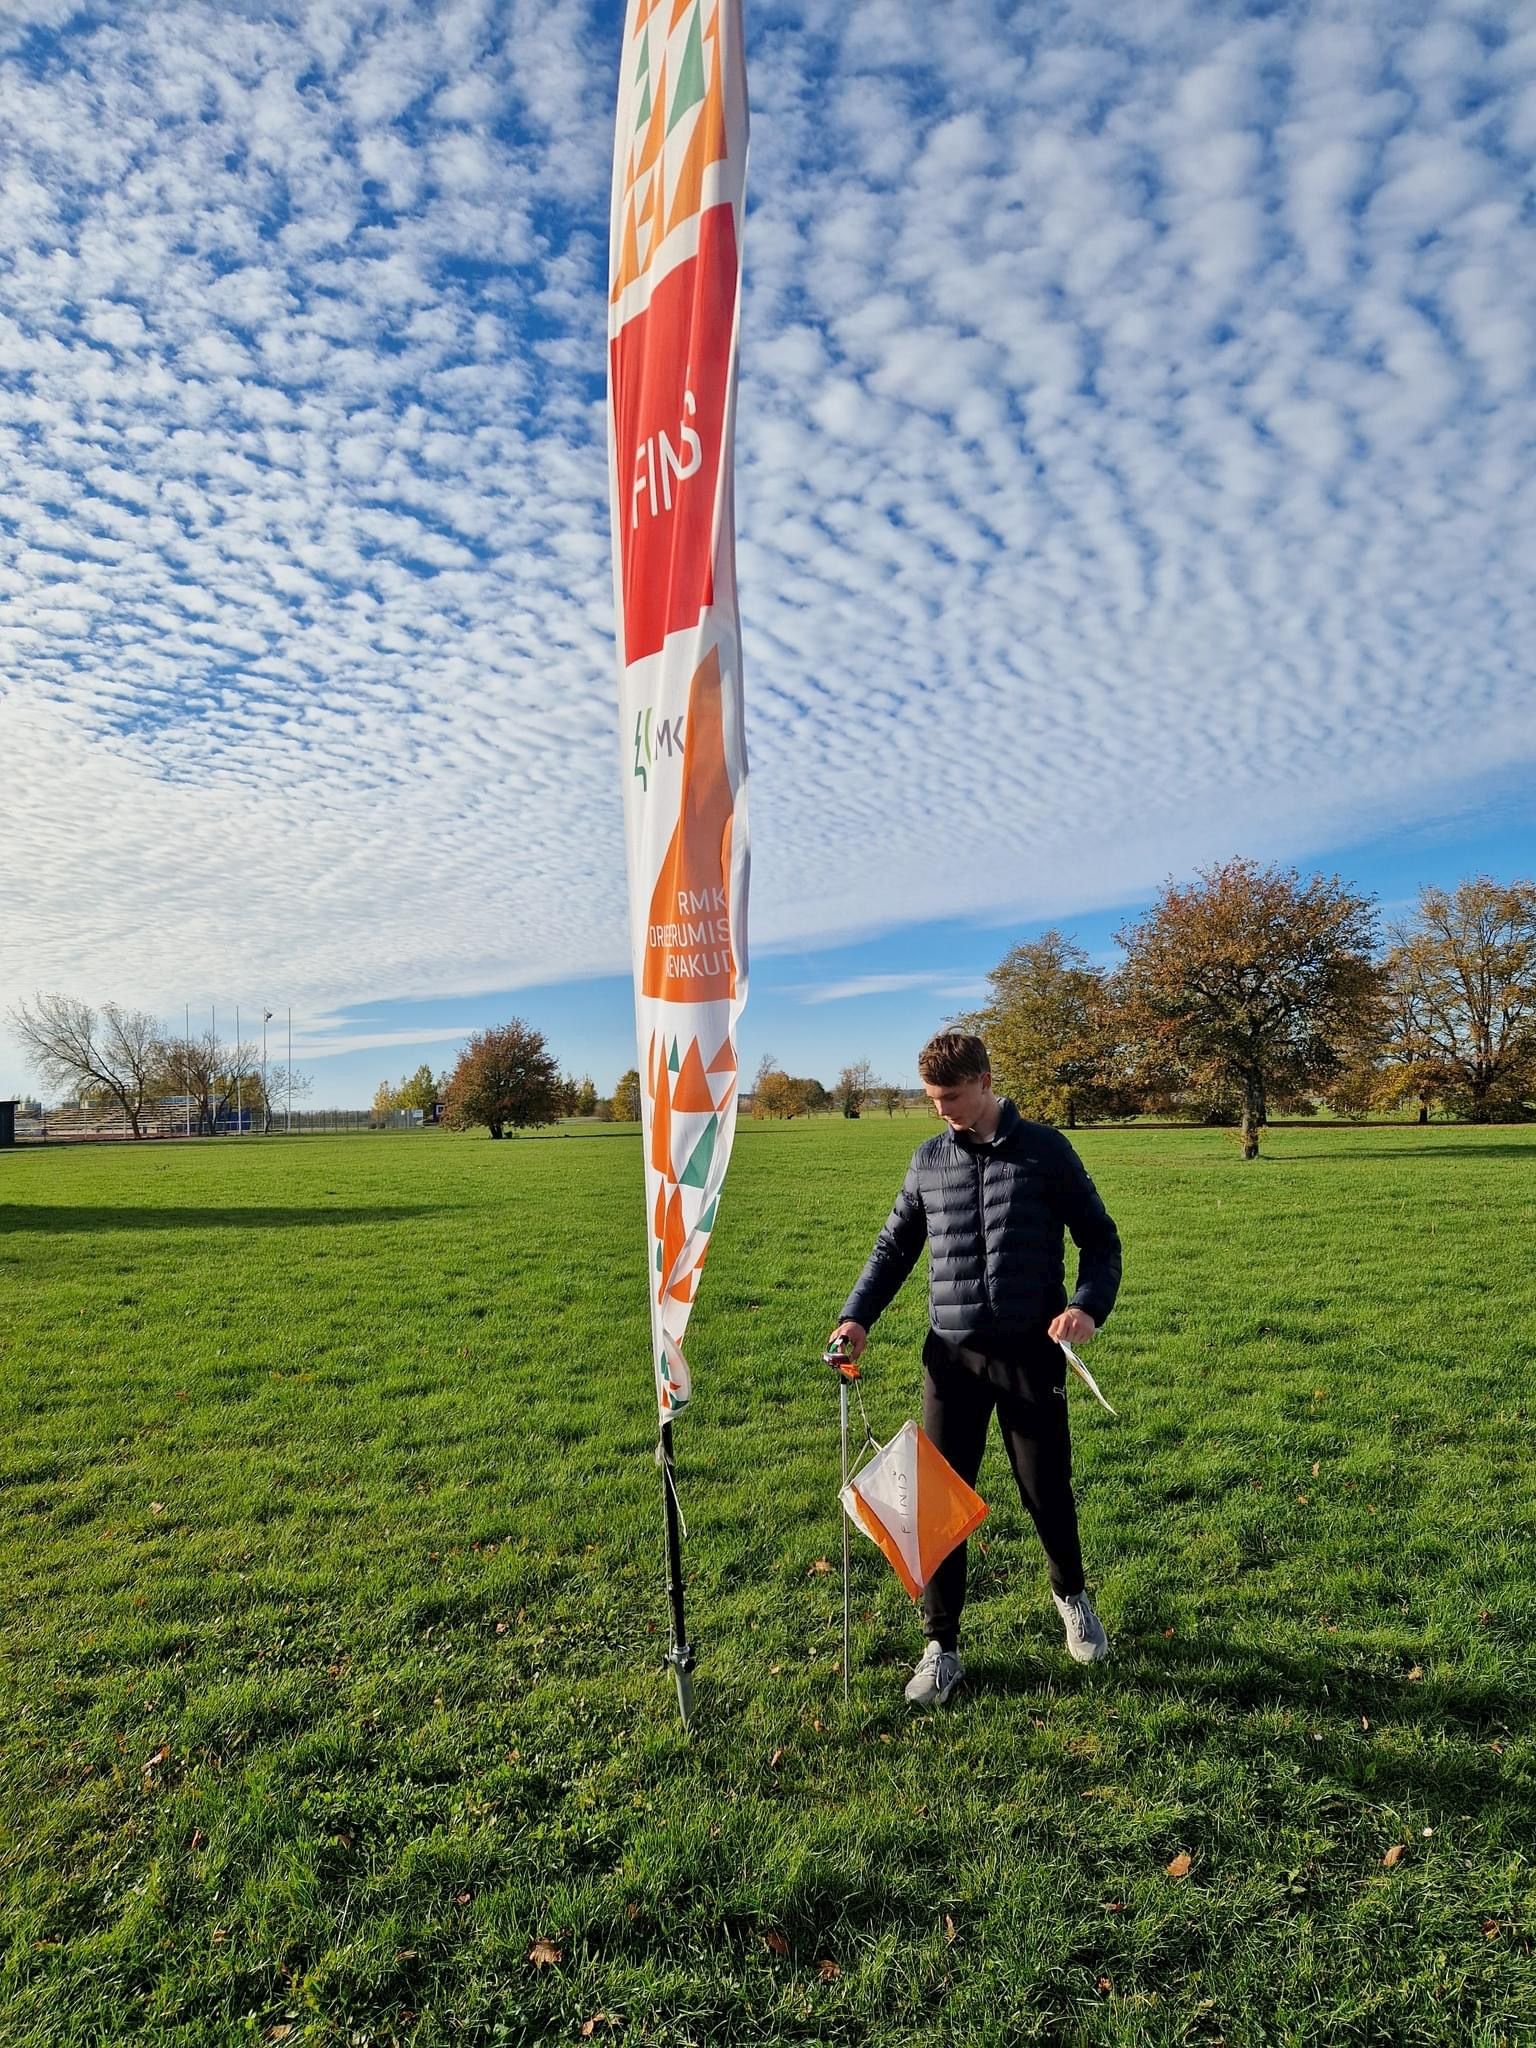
2, 1120, 1534, 2046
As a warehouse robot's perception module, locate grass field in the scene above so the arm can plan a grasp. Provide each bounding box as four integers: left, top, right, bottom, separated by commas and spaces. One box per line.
3, 1118, 1535, 2047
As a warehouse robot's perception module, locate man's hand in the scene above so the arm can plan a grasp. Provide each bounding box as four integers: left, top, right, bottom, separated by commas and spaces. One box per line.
826, 1319, 868, 1362
1049, 1308, 1097, 1346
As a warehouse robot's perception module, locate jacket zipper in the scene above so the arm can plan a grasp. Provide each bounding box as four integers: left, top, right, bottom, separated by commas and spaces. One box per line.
975, 1144, 993, 1315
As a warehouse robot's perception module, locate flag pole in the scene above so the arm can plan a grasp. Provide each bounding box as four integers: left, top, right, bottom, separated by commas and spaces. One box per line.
659, 1418, 695, 1727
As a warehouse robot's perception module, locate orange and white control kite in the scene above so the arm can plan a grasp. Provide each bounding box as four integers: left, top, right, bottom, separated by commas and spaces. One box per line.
840, 1422, 989, 1601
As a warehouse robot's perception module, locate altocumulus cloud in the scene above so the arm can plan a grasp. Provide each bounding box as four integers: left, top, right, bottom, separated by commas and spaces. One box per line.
2, 0, 1534, 1059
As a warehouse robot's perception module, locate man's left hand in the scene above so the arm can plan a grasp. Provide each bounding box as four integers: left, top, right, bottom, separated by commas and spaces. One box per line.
1049, 1308, 1097, 1345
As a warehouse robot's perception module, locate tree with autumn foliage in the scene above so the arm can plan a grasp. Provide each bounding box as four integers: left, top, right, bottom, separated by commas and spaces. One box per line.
960, 929, 1138, 1128
440, 1019, 565, 1140
1380, 878, 1536, 1122
610, 1069, 642, 1123
1116, 860, 1382, 1159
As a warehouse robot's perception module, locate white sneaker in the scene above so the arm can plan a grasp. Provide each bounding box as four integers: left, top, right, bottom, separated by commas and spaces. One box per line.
904, 1639, 964, 1706
1053, 1590, 1109, 1663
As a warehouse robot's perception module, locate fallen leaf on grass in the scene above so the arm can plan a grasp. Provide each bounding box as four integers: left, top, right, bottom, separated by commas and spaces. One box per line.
817, 1958, 840, 1982
1407, 1666, 1424, 1682
454, 1891, 471, 1906
762, 1932, 789, 1957
1097, 1976, 1113, 1993
1359, 1716, 1370, 1731
580, 2016, 618, 2036
142, 1748, 168, 1770
1311, 1461, 1320, 1476
528, 1939, 562, 1969
808, 1558, 832, 1576
1483, 1920, 1500, 1939
768, 1748, 784, 1770
1382, 1845, 1407, 1869
943, 1914, 957, 1944
1102, 1901, 1125, 1914
264, 2028, 294, 2043
1166, 1853, 1192, 1878
150, 1502, 166, 1516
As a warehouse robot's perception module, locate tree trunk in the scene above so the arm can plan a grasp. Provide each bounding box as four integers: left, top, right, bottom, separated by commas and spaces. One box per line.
1241, 1075, 1262, 1160
489, 1123, 503, 1140
1417, 1098, 1429, 1125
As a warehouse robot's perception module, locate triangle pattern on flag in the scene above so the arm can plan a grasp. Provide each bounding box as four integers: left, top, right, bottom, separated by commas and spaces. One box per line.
669, 1, 706, 127
650, 1054, 672, 1173
673, 1038, 714, 1111
665, 12, 726, 235
678, 1113, 718, 1190
706, 1034, 737, 1074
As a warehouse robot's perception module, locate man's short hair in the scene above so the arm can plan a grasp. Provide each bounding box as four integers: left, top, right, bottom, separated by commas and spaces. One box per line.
918, 1031, 990, 1086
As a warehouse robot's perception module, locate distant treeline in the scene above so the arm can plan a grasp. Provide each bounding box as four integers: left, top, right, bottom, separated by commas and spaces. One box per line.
746, 863, 1536, 1163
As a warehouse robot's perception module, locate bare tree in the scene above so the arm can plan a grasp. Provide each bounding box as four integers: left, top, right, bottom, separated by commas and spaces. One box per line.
10, 993, 164, 1137
157, 1029, 222, 1135
262, 1065, 313, 1133
836, 1060, 873, 1118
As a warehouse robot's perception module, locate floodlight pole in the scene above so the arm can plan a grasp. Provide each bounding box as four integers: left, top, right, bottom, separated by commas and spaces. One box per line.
659, 1417, 695, 1729
287, 1009, 292, 1134
236, 1005, 242, 1135
184, 1004, 191, 1138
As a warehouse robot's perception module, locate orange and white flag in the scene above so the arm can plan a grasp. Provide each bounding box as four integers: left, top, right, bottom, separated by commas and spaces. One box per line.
841, 1423, 990, 1602
608, 0, 749, 1425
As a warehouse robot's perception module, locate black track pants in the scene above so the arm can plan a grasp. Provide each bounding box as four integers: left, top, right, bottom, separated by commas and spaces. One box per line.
920, 1337, 1085, 1650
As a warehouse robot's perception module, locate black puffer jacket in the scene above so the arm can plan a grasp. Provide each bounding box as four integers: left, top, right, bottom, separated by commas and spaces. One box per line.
840, 1100, 1121, 1342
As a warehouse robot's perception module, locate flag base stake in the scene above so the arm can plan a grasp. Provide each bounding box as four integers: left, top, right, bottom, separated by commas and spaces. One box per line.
659, 1418, 695, 1732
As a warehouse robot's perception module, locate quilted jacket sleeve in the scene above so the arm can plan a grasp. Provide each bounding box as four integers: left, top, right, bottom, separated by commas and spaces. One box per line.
1051, 1140, 1122, 1326
840, 1161, 928, 1330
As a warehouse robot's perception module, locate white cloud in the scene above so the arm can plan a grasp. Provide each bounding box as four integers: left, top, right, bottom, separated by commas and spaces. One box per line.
2, 0, 1534, 1102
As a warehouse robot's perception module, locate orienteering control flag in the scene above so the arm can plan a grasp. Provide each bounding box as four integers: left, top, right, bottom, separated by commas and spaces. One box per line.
608, 0, 750, 1425
841, 1423, 990, 1602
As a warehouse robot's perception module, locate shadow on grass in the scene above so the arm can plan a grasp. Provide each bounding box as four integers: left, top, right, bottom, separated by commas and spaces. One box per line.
981, 1632, 1524, 1732
0, 1204, 442, 1235
1268, 1142, 1536, 1162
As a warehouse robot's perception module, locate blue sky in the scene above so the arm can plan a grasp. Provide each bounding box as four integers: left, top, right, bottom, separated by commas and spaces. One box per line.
2, 0, 1534, 1106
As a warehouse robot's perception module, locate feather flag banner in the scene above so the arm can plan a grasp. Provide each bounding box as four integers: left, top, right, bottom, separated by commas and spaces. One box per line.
608, 0, 750, 1428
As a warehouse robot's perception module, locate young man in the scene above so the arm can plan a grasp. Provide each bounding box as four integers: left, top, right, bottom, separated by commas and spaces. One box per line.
828, 1031, 1122, 1706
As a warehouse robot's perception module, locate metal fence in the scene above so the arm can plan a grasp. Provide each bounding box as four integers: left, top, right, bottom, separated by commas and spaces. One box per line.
13, 1105, 434, 1142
